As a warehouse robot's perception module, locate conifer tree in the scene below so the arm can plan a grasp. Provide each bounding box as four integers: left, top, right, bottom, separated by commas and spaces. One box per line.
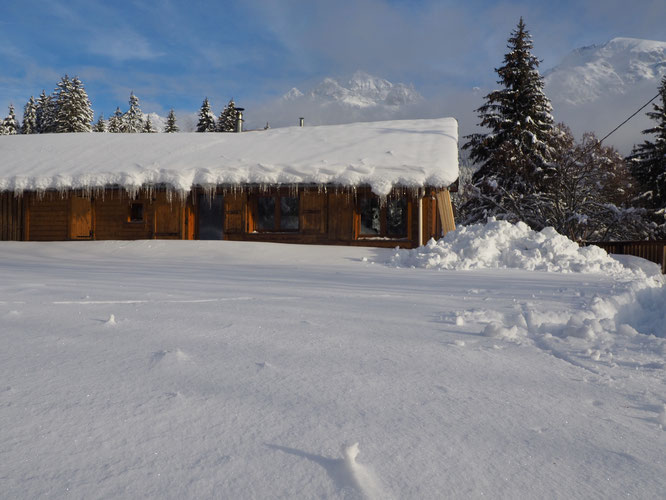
1, 104, 19, 135
164, 109, 179, 133
141, 115, 157, 133
22, 96, 38, 134
36, 90, 56, 134
217, 99, 239, 132
462, 18, 557, 228
93, 114, 107, 132
122, 92, 144, 133
108, 107, 124, 133
627, 75, 666, 236
196, 98, 216, 132
54, 75, 94, 133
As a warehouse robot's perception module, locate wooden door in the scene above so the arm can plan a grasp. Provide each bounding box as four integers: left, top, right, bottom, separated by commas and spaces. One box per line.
328, 193, 355, 241
69, 196, 93, 240
300, 191, 327, 234
154, 202, 181, 239
224, 194, 245, 234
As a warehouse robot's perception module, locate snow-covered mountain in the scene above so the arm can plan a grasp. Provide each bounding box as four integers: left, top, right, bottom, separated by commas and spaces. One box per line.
545, 37, 666, 106
542, 37, 666, 153
282, 71, 422, 109
250, 71, 424, 128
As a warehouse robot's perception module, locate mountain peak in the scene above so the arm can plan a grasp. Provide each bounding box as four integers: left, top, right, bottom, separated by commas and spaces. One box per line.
281, 72, 422, 109
545, 37, 666, 105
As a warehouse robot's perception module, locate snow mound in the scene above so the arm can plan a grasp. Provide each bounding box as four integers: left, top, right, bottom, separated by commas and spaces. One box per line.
389, 220, 630, 274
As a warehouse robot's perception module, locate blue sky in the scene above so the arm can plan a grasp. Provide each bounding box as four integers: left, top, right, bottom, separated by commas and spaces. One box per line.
1, 0, 665, 127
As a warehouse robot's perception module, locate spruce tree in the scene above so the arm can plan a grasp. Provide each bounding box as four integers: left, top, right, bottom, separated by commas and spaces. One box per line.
1, 104, 19, 135
196, 98, 216, 132
462, 18, 557, 228
217, 99, 238, 132
93, 114, 107, 132
122, 92, 144, 133
627, 75, 666, 236
141, 115, 157, 133
22, 96, 38, 134
54, 75, 94, 133
164, 109, 179, 133
36, 90, 56, 134
108, 107, 124, 133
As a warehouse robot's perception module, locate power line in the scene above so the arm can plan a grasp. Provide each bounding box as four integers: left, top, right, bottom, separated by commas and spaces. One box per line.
572, 92, 660, 163
597, 92, 660, 145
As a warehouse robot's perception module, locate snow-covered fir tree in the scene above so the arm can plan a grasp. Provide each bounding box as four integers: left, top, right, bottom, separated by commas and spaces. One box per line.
36, 90, 56, 134
92, 114, 106, 132
21, 96, 38, 134
217, 99, 239, 132
141, 115, 157, 133
627, 75, 666, 237
108, 107, 124, 133
1, 104, 19, 135
122, 92, 143, 133
462, 18, 558, 229
196, 98, 216, 132
54, 75, 94, 133
164, 109, 179, 133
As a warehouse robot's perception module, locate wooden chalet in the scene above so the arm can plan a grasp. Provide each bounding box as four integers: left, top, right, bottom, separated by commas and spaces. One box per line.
0, 118, 459, 248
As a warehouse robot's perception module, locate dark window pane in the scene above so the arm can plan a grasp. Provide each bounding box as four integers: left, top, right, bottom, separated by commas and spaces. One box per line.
280, 196, 299, 231
387, 197, 407, 236
257, 196, 275, 230
360, 197, 380, 235
198, 194, 224, 240
129, 203, 144, 222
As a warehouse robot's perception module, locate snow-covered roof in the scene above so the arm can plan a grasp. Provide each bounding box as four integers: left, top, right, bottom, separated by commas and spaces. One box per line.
0, 118, 458, 196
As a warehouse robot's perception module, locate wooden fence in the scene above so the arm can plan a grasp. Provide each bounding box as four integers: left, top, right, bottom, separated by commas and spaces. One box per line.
584, 240, 666, 274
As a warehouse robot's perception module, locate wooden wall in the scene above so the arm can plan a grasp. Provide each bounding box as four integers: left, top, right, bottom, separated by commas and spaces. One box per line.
25, 194, 69, 241
1, 192, 24, 241
6, 185, 455, 247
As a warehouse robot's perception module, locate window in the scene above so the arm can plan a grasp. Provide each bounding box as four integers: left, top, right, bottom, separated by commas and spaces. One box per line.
129, 202, 144, 222
198, 194, 224, 240
359, 196, 408, 238
256, 195, 299, 231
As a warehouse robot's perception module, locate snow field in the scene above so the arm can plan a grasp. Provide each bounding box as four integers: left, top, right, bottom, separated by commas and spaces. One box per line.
1, 233, 665, 499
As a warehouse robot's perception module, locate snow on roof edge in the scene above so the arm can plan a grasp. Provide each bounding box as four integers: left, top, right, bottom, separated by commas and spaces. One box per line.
0, 118, 459, 197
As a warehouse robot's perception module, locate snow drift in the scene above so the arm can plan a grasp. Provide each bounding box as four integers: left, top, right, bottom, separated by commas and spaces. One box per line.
387, 220, 665, 339
388, 219, 631, 274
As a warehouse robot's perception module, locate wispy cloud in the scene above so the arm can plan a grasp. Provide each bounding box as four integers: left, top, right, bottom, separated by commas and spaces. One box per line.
88, 30, 164, 62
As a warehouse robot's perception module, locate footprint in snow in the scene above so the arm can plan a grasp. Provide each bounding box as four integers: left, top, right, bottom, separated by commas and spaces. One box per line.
267, 442, 388, 500
149, 349, 191, 369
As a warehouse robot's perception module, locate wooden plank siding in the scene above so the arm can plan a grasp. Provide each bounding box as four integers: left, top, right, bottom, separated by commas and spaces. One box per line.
4, 185, 456, 247
94, 194, 153, 240
1, 192, 24, 241
26, 194, 69, 241
435, 189, 456, 236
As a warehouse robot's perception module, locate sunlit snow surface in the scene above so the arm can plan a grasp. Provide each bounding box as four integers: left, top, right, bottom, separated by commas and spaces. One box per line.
0, 118, 458, 197
1, 224, 665, 499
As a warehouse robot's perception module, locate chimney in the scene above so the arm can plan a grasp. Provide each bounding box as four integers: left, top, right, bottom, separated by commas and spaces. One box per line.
236, 107, 245, 133
299, 117, 304, 127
